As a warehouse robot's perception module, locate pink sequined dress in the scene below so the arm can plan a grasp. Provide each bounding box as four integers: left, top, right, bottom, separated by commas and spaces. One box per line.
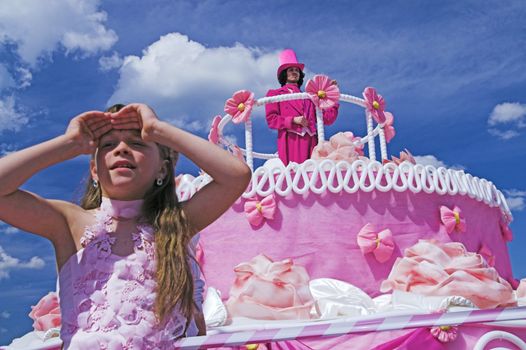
58, 197, 197, 349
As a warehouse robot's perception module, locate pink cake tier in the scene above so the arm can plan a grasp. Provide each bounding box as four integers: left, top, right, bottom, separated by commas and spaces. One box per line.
178, 158, 513, 299
183, 80, 515, 302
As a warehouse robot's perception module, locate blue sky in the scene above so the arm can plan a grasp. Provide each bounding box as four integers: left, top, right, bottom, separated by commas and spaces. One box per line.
1, 0, 525, 344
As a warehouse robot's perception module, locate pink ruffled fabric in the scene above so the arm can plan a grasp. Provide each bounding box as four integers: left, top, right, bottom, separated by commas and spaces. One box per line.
29, 292, 61, 331
226, 254, 314, 320
380, 240, 516, 309
311, 132, 361, 162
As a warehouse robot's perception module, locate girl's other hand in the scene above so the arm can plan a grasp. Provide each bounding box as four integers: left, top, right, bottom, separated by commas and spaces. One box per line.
65, 111, 111, 154
110, 103, 160, 142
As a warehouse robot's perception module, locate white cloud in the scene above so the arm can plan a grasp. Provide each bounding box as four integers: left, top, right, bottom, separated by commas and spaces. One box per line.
108, 33, 278, 132
0, 0, 117, 66
413, 155, 465, 171
0, 311, 10, 319
0, 96, 29, 133
0, 245, 45, 280
1, 226, 20, 235
504, 189, 526, 212
488, 128, 520, 140
488, 102, 526, 126
487, 102, 526, 140
414, 155, 447, 168
0, 64, 14, 90
0, 143, 18, 155
506, 197, 525, 211
16, 67, 32, 89
99, 51, 123, 71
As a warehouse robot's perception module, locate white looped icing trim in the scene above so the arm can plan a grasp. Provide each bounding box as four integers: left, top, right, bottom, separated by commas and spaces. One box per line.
210, 83, 512, 221
178, 159, 512, 221
473, 330, 526, 350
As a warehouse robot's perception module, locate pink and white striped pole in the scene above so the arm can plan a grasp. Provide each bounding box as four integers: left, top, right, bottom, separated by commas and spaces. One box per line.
173, 307, 526, 349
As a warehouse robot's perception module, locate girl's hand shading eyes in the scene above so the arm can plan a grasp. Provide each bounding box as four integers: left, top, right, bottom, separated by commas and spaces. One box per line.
65, 111, 112, 154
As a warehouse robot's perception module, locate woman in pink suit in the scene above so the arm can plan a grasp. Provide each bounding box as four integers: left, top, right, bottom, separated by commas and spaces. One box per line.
265, 49, 339, 165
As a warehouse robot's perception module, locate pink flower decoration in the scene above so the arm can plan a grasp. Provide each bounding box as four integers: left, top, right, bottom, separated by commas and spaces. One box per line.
500, 220, 513, 241
356, 223, 395, 263
244, 194, 276, 226
208, 115, 222, 144
224, 90, 255, 124
430, 325, 458, 343
440, 205, 466, 234
478, 244, 495, 267
29, 292, 61, 331
383, 149, 416, 165
363, 87, 386, 124
383, 112, 396, 143
305, 75, 340, 109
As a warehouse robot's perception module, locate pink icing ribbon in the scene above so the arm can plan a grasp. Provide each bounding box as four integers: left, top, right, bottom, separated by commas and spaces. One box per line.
439, 205, 466, 234
244, 194, 276, 226
356, 223, 395, 263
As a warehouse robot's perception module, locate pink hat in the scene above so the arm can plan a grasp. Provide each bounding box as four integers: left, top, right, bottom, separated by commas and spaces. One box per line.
277, 49, 305, 78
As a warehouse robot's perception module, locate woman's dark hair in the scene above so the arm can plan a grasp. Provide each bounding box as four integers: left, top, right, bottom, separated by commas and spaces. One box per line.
278, 67, 305, 87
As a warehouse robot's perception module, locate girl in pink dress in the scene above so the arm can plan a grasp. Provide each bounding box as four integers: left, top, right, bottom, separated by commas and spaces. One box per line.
0, 103, 251, 349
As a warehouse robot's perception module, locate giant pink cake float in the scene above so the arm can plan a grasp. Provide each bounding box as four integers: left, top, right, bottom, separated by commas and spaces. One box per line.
4, 77, 525, 349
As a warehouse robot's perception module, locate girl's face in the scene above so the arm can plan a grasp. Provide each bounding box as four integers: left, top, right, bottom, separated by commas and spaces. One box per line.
90, 129, 167, 200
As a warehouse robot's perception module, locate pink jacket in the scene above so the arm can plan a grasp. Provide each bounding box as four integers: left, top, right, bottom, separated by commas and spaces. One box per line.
265, 84, 339, 164
265, 84, 339, 135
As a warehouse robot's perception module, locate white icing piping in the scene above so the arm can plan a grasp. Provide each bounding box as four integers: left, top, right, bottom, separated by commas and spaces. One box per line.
474, 330, 526, 350
177, 159, 512, 220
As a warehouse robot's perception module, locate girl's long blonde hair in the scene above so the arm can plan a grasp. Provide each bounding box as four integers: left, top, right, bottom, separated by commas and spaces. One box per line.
80, 104, 195, 325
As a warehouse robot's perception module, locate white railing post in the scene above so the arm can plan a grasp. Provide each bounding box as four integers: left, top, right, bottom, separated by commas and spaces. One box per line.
316, 107, 325, 143
366, 110, 376, 161
245, 117, 254, 170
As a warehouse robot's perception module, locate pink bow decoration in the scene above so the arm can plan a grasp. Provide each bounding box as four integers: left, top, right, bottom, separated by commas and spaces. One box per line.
363, 87, 386, 124
440, 205, 466, 234
500, 220, 513, 242
356, 223, 395, 263
29, 292, 61, 331
208, 115, 222, 144
478, 244, 495, 267
305, 75, 340, 109
383, 112, 396, 143
244, 194, 277, 226
224, 90, 255, 124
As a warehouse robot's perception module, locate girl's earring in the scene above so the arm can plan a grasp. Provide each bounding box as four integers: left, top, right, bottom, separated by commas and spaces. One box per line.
156, 178, 163, 186
92, 179, 98, 188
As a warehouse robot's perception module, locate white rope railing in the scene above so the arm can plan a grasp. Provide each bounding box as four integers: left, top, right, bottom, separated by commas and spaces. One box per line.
221, 89, 387, 163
